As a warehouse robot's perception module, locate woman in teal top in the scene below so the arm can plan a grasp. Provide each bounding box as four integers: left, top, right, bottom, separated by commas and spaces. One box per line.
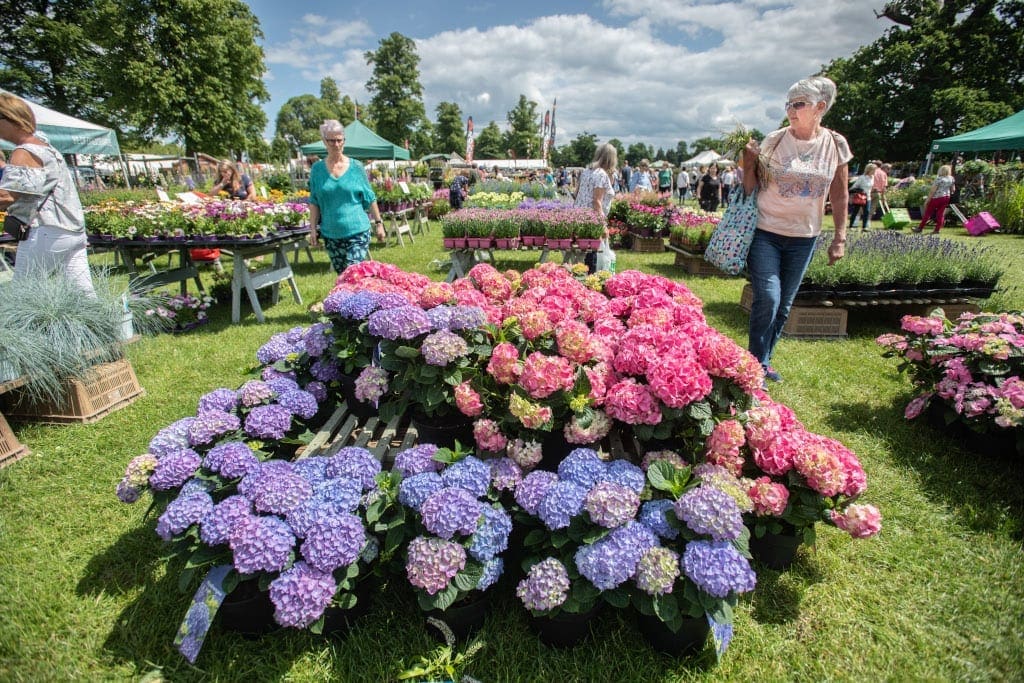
308, 119, 386, 273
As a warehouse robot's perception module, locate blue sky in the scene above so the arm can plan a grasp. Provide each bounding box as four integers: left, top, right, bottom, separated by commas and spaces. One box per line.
244, 0, 893, 152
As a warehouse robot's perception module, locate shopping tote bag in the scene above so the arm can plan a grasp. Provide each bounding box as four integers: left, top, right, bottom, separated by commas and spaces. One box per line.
704, 185, 759, 275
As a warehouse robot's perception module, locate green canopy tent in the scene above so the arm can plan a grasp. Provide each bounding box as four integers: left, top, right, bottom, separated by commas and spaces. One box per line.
930, 109, 1024, 153
0, 90, 121, 156
299, 120, 410, 160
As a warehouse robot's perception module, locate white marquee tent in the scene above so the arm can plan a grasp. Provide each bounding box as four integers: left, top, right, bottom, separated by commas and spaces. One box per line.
680, 150, 733, 167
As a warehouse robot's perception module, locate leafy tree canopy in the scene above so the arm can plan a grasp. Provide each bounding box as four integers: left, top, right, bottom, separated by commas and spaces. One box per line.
365, 32, 426, 148
473, 121, 504, 159
433, 101, 465, 156
505, 95, 541, 157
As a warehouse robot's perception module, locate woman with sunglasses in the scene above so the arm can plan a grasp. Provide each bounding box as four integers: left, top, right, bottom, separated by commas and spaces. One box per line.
741, 76, 852, 385
307, 120, 386, 274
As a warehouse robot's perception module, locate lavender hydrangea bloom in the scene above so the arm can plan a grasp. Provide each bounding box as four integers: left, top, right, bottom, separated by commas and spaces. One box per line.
406, 536, 467, 595
304, 380, 328, 403
584, 481, 640, 529
249, 470, 313, 515
398, 472, 444, 510
682, 540, 757, 598
392, 444, 441, 477
367, 305, 432, 340
148, 449, 202, 491
238, 460, 295, 499
514, 471, 559, 515
256, 333, 298, 364
674, 486, 745, 541
156, 492, 214, 541
477, 557, 504, 591
197, 388, 239, 415
303, 322, 332, 358
575, 521, 658, 590
439, 456, 491, 498
427, 305, 454, 331
517, 558, 570, 612
601, 460, 646, 494
537, 480, 588, 530
420, 487, 482, 539
490, 457, 523, 492
292, 457, 329, 483
310, 358, 344, 382
278, 390, 319, 420
180, 479, 216, 497
420, 330, 469, 366
116, 480, 141, 503
325, 290, 380, 318
218, 444, 260, 480
229, 515, 296, 575
447, 306, 487, 331
693, 464, 754, 513
468, 504, 512, 561
269, 561, 337, 628
313, 478, 362, 511
638, 499, 680, 540
238, 380, 274, 408
300, 511, 366, 573
354, 366, 388, 403
148, 417, 195, 457
557, 448, 607, 489
635, 547, 681, 595
244, 404, 293, 440
325, 447, 381, 491
265, 377, 300, 396
204, 441, 251, 473
375, 293, 412, 310
200, 495, 253, 546
262, 366, 297, 382
187, 410, 241, 447
285, 326, 306, 343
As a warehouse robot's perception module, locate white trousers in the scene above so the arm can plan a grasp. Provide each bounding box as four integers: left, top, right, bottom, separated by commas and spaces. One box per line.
13, 224, 95, 295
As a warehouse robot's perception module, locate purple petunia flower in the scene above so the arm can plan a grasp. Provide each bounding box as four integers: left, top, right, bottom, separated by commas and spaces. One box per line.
406, 536, 467, 595
392, 444, 441, 477
517, 558, 570, 612
148, 417, 195, 457
269, 561, 337, 629
638, 499, 679, 540
200, 495, 253, 546
674, 485, 745, 541
420, 487, 482, 539
439, 456, 491, 498
468, 504, 512, 561
278, 389, 319, 420
244, 404, 294, 440
148, 448, 202, 491
682, 540, 757, 598
238, 380, 274, 408
300, 511, 366, 573
514, 470, 559, 515
187, 410, 242, 447
156, 491, 214, 541
229, 514, 296, 575
536, 480, 588, 530
420, 330, 469, 366
584, 481, 640, 529
249, 470, 313, 516
325, 447, 381, 491
477, 557, 504, 591
601, 460, 646, 494
367, 305, 432, 340
196, 388, 239, 415
557, 448, 607, 489
398, 472, 444, 510
490, 457, 523, 492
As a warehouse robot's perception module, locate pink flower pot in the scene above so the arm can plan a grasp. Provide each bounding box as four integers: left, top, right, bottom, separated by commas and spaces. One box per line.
575, 238, 601, 250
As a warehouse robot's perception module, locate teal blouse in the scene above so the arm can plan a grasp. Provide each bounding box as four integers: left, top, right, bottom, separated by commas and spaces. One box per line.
308, 159, 376, 239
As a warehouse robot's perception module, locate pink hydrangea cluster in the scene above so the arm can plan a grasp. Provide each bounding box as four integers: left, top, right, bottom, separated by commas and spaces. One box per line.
419, 281, 455, 308
564, 410, 613, 445
518, 352, 576, 399
555, 320, 594, 364
705, 420, 746, 476
354, 366, 388, 403
507, 438, 543, 470
474, 418, 508, 453
604, 378, 662, 426
900, 314, 945, 336
747, 476, 790, 516
509, 393, 553, 430
791, 433, 847, 497
646, 347, 712, 409
829, 504, 882, 538
487, 342, 521, 384
454, 381, 484, 417
406, 536, 467, 595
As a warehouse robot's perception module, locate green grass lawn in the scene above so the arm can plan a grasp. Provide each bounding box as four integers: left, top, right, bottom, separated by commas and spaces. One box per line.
1, 222, 1023, 682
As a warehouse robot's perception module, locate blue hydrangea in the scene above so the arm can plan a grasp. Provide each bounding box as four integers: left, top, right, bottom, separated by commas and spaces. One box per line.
399, 472, 444, 510
180, 478, 215, 497
244, 404, 294, 440
148, 417, 195, 457
420, 487, 482, 539
300, 511, 366, 573
447, 306, 488, 331
292, 457, 329, 484
200, 495, 253, 546
557, 448, 607, 489
238, 380, 274, 408
674, 485, 745, 541
256, 333, 299, 364
238, 460, 295, 499
325, 447, 381, 491
204, 441, 251, 473
638, 499, 680, 540
303, 322, 332, 358
490, 457, 523, 492
310, 358, 343, 382
601, 460, 646, 494
269, 561, 337, 629
574, 536, 636, 590
187, 410, 241, 447
514, 470, 559, 515
477, 557, 504, 591
468, 504, 512, 561
229, 514, 296, 575
249, 470, 313, 516
324, 290, 381, 319
427, 305, 454, 331
682, 540, 757, 598
265, 377, 300, 396
218, 444, 260, 480
148, 448, 202, 491
196, 388, 238, 415
278, 389, 319, 420
536, 480, 588, 530
313, 478, 363, 512
367, 305, 432, 340
156, 491, 214, 541
440, 456, 491, 498
392, 444, 441, 477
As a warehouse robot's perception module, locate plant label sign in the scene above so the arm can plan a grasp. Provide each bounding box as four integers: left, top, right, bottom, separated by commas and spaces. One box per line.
175, 564, 232, 663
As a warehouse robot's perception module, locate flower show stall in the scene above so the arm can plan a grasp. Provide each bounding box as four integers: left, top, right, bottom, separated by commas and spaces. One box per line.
116, 261, 881, 664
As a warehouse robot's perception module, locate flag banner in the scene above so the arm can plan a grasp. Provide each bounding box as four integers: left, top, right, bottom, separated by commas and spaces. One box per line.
465, 116, 475, 163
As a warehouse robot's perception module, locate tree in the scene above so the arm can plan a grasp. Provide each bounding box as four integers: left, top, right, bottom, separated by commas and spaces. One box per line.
823, 0, 1024, 161
561, 131, 599, 167
474, 121, 504, 159
408, 116, 433, 158
275, 94, 336, 147
270, 136, 292, 164
689, 137, 719, 156
319, 78, 355, 125
607, 138, 626, 162
505, 95, 541, 158
625, 143, 649, 165
433, 101, 465, 156
364, 32, 426, 149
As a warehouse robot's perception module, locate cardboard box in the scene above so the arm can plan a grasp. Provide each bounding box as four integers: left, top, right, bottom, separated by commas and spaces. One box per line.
3, 358, 144, 424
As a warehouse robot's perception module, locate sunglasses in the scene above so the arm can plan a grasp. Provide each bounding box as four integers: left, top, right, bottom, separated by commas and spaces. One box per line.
785, 100, 814, 111
324, 138, 345, 144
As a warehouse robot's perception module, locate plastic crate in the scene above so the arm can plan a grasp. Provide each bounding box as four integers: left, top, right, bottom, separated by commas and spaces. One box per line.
882, 209, 911, 229
965, 211, 999, 236
0, 411, 29, 468
740, 285, 847, 338
631, 236, 665, 253
3, 358, 144, 424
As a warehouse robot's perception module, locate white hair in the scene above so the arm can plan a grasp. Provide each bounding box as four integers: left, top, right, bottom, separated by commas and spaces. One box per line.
788, 76, 838, 114
320, 119, 344, 139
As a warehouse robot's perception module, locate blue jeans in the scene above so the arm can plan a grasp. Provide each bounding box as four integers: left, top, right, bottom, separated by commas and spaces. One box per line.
747, 229, 819, 367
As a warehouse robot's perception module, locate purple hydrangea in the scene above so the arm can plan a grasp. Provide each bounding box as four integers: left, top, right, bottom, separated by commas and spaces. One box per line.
682, 540, 757, 598
313, 478, 363, 511
375, 293, 412, 310
269, 561, 337, 628
156, 491, 214, 541
238, 380, 274, 408
197, 388, 239, 415
265, 377, 300, 395
325, 447, 381, 491
148, 417, 195, 457
514, 470, 559, 515
148, 449, 202, 491
238, 460, 295, 499
310, 358, 344, 382
278, 389, 319, 420
367, 305, 432, 340
517, 558, 570, 612
557, 448, 607, 489
218, 444, 261, 480
284, 326, 306, 343
490, 457, 523, 492
261, 367, 297, 382
116, 480, 141, 503
447, 306, 487, 331
187, 410, 242, 447
638, 499, 679, 540
244, 404, 294, 440
256, 333, 299, 364
426, 305, 454, 331
392, 444, 441, 477
477, 557, 504, 591
420, 330, 469, 366
303, 322, 332, 358
420, 487, 482, 539
300, 511, 366, 573
398, 472, 444, 510
584, 481, 640, 529
601, 460, 646, 494
674, 485, 745, 541
439, 456, 491, 498
693, 464, 753, 513
635, 547, 681, 596
249, 470, 314, 516
354, 366, 388, 404
291, 457, 329, 483
468, 504, 512, 561
180, 479, 215, 497
537, 480, 588, 530
229, 514, 296, 575
203, 441, 251, 473
304, 380, 328, 403
324, 290, 381, 319
406, 536, 467, 595
575, 522, 658, 590
200, 495, 253, 546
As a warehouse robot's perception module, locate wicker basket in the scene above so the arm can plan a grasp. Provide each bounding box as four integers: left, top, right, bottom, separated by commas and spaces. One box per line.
631, 236, 665, 253
0, 411, 29, 468
2, 358, 144, 424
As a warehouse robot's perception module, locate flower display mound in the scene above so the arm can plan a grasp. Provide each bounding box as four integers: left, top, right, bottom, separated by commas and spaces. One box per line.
439, 205, 604, 246
878, 310, 1024, 454
608, 191, 687, 239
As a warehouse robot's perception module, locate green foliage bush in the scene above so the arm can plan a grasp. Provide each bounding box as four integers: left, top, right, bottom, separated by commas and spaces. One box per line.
262, 171, 294, 192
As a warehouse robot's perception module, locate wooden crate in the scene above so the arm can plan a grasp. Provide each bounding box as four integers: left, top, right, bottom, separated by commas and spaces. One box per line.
739, 284, 847, 338
0, 411, 29, 468
673, 251, 725, 277
2, 358, 144, 424
631, 236, 665, 253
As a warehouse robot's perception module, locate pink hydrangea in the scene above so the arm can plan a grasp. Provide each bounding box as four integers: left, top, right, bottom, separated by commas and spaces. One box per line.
705, 420, 746, 476
998, 377, 1024, 409
474, 418, 508, 453
487, 342, 521, 384
518, 352, 576, 400
792, 433, 846, 497
509, 393, 553, 430
646, 347, 712, 409
564, 410, 613, 444
904, 393, 933, 420
744, 405, 783, 452
604, 378, 662, 426
507, 438, 543, 470
747, 476, 790, 516
584, 362, 613, 405
419, 282, 455, 308
555, 320, 595, 364
455, 381, 484, 417
520, 310, 553, 340
830, 504, 882, 538
751, 429, 799, 477
900, 314, 944, 336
